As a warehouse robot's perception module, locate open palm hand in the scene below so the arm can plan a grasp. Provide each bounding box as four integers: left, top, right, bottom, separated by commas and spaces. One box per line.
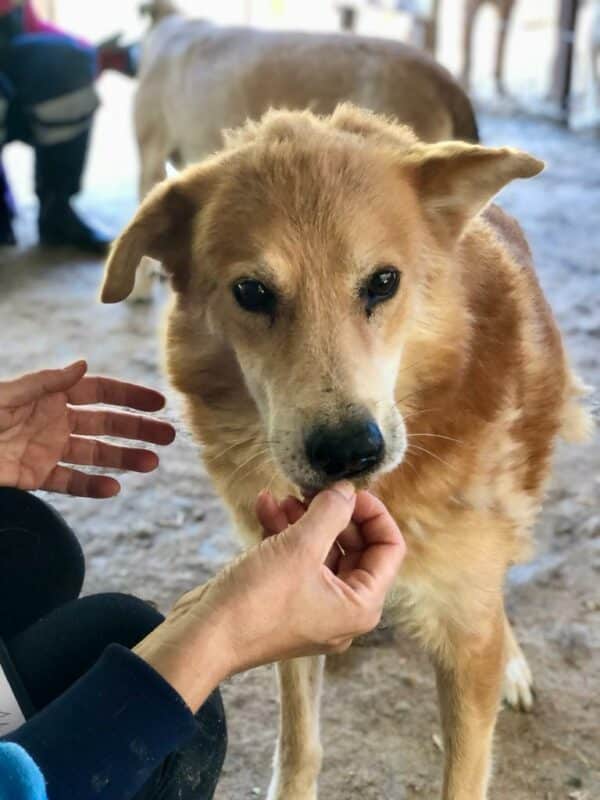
0, 361, 175, 498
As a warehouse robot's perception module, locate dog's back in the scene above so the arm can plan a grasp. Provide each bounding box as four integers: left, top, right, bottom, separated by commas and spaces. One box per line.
135, 9, 478, 174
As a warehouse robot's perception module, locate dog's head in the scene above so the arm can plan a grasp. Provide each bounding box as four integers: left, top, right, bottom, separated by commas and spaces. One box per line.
102, 105, 542, 493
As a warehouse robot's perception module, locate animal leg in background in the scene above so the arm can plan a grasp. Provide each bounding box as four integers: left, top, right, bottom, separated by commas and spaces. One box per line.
494, 1, 515, 95
461, 0, 479, 91
127, 113, 170, 302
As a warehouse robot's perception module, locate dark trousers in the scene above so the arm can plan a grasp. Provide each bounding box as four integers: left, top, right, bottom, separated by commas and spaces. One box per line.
0, 31, 98, 204
0, 488, 226, 800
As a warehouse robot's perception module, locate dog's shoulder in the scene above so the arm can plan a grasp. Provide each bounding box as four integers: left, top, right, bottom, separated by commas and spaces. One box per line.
481, 203, 533, 271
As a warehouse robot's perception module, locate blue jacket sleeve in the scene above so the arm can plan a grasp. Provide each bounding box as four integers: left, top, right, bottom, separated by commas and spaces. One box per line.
0, 741, 47, 800
1, 644, 198, 800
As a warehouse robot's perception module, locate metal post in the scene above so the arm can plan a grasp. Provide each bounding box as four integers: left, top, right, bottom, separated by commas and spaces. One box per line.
423, 0, 441, 55
554, 0, 580, 123
338, 4, 358, 33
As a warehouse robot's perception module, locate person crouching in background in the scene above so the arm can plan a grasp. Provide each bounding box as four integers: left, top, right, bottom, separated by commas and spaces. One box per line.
0, 0, 137, 253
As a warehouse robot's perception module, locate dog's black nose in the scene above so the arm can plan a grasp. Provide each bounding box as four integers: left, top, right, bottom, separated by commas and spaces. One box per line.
305, 420, 385, 480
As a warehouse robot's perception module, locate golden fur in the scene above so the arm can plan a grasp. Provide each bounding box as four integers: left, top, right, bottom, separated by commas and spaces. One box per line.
129, 1, 478, 301
101, 105, 592, 800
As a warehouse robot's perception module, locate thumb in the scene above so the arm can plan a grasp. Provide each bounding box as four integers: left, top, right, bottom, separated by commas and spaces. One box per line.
2, 361, 88, 406
288, 482, 356, 561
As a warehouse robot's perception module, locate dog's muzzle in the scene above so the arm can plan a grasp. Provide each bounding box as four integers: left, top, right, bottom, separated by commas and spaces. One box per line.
305, 418, 385, 482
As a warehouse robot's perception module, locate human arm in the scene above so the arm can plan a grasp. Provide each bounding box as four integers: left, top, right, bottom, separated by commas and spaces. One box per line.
1, 484, 404, 800
2, 645, 197, 800
134, 484, 406, 711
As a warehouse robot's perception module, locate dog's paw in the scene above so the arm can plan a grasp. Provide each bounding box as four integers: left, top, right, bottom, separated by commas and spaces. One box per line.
266, 778, 317, 800
267, 790, 317, 800
125, 256, 158, 303
502, 652, 534, 712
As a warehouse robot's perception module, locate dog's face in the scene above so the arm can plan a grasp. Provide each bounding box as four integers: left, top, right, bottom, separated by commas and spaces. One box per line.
102, 105, 542, 493
196, 167, 417, 492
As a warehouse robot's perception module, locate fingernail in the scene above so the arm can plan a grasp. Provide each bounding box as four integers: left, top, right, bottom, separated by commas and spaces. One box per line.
332, 481, 355, 500
67, 360, 87, 372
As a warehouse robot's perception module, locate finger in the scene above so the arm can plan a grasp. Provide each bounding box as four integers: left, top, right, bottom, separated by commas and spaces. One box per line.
41, 465, 121, 499
2, 361, 87, 406
346, 492, 406, 594
69, 408, 176, 445
280, 496, 306, 525
335, 550, 364, 579
62, 436, 160, 473
352, 491, 405, 546
329, 637, 354, 655
256, 490, 289, 537
290, 481, 356, 561
67, 376, 167, 411
336, 520, 363, 552
324, 543, 341, 573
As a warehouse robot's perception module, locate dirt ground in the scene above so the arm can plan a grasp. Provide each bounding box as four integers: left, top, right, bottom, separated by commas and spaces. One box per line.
1, 110, 599, 799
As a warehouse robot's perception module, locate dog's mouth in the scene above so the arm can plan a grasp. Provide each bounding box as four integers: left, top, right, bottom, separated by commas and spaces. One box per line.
298, 469, 379, 499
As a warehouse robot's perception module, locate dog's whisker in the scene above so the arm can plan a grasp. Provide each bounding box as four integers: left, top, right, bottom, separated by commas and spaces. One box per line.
407, 444, 455, 471
407, 433, 463, 445
399, 407, 441, 421
203, 435, 262, 463
264, 469, 279, 496
223, 447, 274, 488
236, 454, 278, 491
401, 456, 419, 477
203, 436, 281, 464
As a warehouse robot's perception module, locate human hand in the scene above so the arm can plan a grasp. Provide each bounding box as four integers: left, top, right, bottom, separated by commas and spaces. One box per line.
134, 483, 405, 711
0, 361, 175, 498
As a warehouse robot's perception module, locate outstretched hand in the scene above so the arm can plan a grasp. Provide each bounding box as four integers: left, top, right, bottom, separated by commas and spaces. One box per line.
0, 361, 175, 498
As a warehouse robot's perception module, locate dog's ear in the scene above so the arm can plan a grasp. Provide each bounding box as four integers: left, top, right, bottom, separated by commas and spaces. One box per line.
101, 178, 198, 303
405, 142, 544, 241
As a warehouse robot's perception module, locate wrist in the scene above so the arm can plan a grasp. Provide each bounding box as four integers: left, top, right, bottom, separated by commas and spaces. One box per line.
133, 604, 235, 712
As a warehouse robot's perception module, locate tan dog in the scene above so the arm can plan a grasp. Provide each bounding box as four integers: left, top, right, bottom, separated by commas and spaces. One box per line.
130, 0, 478, 301
461, 0, 517, 95
101, 105, 591, 799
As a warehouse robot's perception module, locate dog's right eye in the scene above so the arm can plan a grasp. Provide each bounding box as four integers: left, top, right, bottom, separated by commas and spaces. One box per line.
233, 279, 276, 315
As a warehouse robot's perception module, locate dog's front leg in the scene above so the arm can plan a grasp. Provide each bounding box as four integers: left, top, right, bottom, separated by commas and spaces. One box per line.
435, 607, 505, 800
267, 655, 325, 800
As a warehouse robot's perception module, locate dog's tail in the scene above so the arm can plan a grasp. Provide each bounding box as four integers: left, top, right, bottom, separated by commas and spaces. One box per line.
139, 0, 179, 26
560, 373, 596, 443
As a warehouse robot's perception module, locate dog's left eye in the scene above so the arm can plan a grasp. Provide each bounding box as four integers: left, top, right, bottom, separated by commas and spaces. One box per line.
362, 267, 401, 314
233, 279, 276, 316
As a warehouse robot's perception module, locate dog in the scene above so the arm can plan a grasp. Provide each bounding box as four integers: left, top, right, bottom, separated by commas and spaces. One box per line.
129, 0, 478, 301
461, 0, 517, 96
101, 104, 592, 799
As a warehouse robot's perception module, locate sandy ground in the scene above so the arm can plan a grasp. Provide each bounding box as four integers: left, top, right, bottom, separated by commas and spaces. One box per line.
1, 110, 599, 799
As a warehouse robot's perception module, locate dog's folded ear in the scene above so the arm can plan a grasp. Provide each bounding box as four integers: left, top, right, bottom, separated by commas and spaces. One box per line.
100, 177, 196, 303
405, 142, 544, 241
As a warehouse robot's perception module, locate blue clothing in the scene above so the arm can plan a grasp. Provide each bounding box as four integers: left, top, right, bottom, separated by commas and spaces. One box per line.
0, 742, 46, 800
1, 645, 198, 800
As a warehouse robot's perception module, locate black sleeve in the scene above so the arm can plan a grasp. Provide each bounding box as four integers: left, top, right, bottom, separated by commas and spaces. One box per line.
2, 644, 198, 800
